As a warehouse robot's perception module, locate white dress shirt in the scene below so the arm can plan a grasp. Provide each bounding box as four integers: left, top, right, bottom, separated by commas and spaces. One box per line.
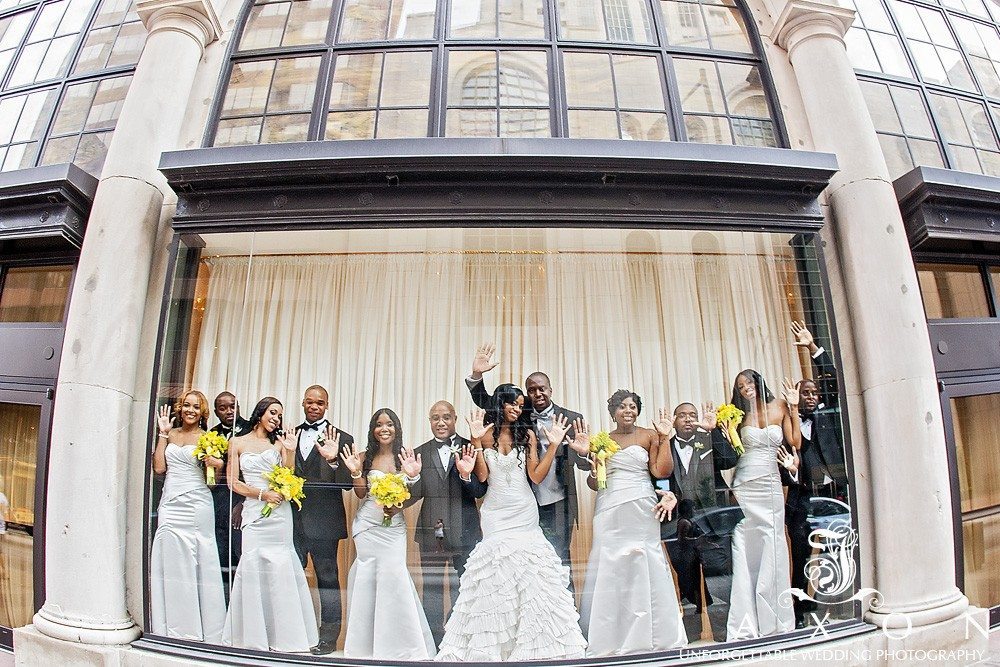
531, 405, 567, 507
674, 434, 697, 474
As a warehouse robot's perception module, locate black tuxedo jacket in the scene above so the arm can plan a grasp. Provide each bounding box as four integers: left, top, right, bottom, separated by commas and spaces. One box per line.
293, 420, 354, 549
800, 348, 847, 490
667, 428, 736, 511
409, 435, 486, 553
467, 378, 589, 524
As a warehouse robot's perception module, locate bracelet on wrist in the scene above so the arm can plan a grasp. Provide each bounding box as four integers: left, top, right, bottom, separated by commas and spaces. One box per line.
459, 474, 472, 483
257, 488, 263, 501
404, 473, 420, 485
351, 471, 364, 479
157, 433, 169, 439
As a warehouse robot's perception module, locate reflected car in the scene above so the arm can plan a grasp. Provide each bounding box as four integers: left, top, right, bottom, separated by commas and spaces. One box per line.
806, 496, 851, 533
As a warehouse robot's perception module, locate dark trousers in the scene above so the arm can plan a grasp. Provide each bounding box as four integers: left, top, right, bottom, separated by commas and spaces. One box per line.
786, 500, 814, 624
538, 498, 574, 590
420, 548, 470, 647
296, 537, 342, 642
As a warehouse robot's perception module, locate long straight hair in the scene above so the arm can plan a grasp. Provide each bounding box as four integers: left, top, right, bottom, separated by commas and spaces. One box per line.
363, 408, 403, 474
489, 384, 532, 459
730, 369, 775, 419
247, 396, 282, 443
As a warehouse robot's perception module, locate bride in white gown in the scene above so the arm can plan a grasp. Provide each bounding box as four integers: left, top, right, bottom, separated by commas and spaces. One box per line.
338, 408, 436, 660
436, 384, 587, 662
223, 397, 318, 652
725, 370, 800, 640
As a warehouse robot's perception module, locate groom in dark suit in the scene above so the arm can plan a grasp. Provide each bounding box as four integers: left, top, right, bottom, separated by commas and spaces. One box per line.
293, 385, 354, 654
410, 400, 487, 646
465, 343, 590, 575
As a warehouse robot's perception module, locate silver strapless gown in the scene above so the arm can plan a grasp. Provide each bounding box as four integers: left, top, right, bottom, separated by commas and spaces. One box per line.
344, 470, 436, 659
150, 443, 226, 641
580, 446, 686, 656
223, 449, 318, 652
726, 424, 795, 640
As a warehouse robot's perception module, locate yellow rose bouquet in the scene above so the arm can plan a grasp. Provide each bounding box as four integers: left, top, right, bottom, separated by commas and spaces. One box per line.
192, 431, 229, 485
715, 403, 746, 456
589, 431, 620, 490
260, 464, 305, 517
368, 472, 411, 526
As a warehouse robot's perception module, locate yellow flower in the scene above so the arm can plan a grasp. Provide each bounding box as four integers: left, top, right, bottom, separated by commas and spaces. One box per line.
192, 431, 230, 484
715, 403, 746, 456
368, 473, 411, 526
260, 464, 306, 517
588, 431, 620, 490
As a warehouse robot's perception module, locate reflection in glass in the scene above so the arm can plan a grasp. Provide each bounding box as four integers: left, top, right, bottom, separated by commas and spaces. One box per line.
567, 108, 618, 137
0, 402, 39, 630
563, 52, 614, 108
39, 75, 131, 174
0, 265, 72, 322
0, 88, 58, 172
447, 50, 550, 137
339, 0, 436, 42
7, 0, 92, 88
559, 0, 655, 43
72, 0, 145, 74
915, 263, 990, 319
612, 54, 665, 110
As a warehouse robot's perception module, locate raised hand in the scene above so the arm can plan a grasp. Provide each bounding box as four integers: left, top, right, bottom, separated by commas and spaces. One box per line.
790, 320, 816, 351
651, 407, 674, 437
700, 402, 718, 431
399, 446, 422, 477
315, 426, 341, 462
777, 447, 796, 471
543, 413, 571, 448
156, 404, 173, 435
466, 409, 490, 441
781, 377, 799, 407
471, 342, 499, 380
654, 489, 677, 522
278, 427, 298, 451
455, 443, 478, 477
340, 443, 364, 476
569, 418, 590, 456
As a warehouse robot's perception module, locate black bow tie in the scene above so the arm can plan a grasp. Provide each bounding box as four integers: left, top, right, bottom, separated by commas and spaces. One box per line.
676, 437, 695, 449
300, 422, 322, 431
436, 437, 454, 447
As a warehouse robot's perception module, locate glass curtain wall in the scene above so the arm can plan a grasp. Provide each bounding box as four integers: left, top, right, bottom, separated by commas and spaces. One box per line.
145, 226, 859, 660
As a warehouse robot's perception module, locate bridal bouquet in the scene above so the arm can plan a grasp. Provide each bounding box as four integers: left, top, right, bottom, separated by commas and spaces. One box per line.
715, 404, 746, 456
369, 473, 410, 526
588, 431, 620, 490
260, 464, 305, 517
192, 431, 229, 485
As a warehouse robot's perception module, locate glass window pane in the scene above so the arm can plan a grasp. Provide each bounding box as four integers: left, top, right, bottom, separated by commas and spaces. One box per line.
567, 108, 618, 137
239, 2, 291, 50
564, 52, 613, 108
731, 116, 776, 146
969, 56, 1000, 98
869, 32, 913, 78
846, 29, 881, 72
961, 99, 998, 150
891, 86, 934, 137
330, 52, 382, 109
8, 41, 49, 87
951, 393, 1000, 512
92, 0, 132, 29
325, 109, 375, 138
719, 63, 768, 117
498, 51, 548, 107
961, 514, 1000, 611
916, 263, 990, 318
703, 3, 751, 52
283, 0, 334, 46
909, 137, 945, 167
931, 93, 973, 144
854, 0, 893, 31
0, 13, 32, 51
619, 110, 668, 140
72, 130, 112, 174
380, 51, 432, 107
612, 53, 664, 110
558, 0, 608, 41
673, 58, 724, 114
221, 60, 276, 116
266, 57, 319, 113
72, 25, 118, 72
878, 133, 914, 177
214, 116, 263, 145
340, 0, 435, 42
861, 81, 903, 133
951, 144, 983, 172
498, 0, 544, 38
375, 108, 426, 137
909, 40, 949, 85
105, 20, 145, 68
84, 75, 130, 131
445, 108, 497, 136
11, 88, 58, 142
991, 268, 1000, 302
685, 113, 732, 143
0, 403, 40, 630
979, 149, 1000, 176
604, 0, 655, 44
498, 107, 550, 136
50, 80, 98, 134
0, 265, 72, 322
38, 133, 78, 164
450, 0, 497, 38
261, 112, 310, 142
661, 0, 710, 49
449, 50, 497, 106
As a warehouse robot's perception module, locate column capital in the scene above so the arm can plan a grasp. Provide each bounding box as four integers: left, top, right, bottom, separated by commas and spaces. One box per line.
136, 0, 221, 51
772, 0, 856, 53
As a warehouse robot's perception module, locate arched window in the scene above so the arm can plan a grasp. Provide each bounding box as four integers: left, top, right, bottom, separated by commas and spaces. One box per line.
843, 0, 1000, 177
209, 0, 785, 146
0, 0, 146, 175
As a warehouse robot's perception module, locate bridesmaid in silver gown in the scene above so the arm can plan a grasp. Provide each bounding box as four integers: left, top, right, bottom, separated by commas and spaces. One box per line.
577, 389, 687, 656
725, 369, 800, 640
150, 390, 226, 642
223, 397, 318, 652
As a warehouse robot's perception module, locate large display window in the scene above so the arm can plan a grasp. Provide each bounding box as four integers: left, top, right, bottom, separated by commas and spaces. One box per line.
145, 226, 858, 661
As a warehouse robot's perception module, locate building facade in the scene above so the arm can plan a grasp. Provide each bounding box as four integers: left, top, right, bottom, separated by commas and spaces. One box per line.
0, 0, 997, 663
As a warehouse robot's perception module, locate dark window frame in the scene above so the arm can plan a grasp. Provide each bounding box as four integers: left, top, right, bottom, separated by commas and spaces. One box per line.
204, 0, 788, 147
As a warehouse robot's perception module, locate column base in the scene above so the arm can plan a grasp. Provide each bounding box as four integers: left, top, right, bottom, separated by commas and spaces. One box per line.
33, 605, 141, 645
864, 588, 970, 629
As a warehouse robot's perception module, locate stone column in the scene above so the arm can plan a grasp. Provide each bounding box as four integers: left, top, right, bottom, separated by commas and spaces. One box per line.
31, 0, 220, 645
771, 0, 969, 630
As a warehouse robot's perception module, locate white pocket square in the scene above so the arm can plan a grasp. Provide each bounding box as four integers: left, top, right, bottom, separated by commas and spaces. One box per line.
700, 451, 712, 460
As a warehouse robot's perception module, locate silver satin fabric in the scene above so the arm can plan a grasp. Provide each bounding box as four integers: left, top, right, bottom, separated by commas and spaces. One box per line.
580, 445, 687, 656
344, 475, 436, 660
223, 449, 318, 652
149, 443, 226, 642
727, 425, 795, 640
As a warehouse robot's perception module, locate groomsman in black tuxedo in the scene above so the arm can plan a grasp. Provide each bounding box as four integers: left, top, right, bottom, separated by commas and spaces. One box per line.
410, 400, 487, 646
293, 385, 354, 655
209, 392, 251, 584
465, 343, 590, 575
664, 401, 737, 642
790, 321, 848, 498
